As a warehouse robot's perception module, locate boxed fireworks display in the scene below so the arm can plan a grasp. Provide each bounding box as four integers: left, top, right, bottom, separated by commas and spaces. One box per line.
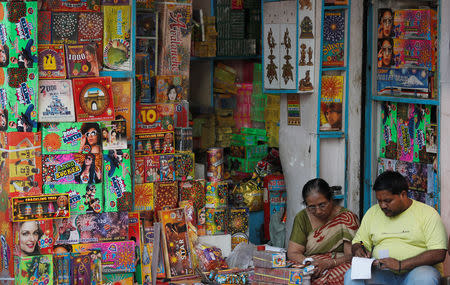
103, 149, 132, 212
112, 80, 132, 140
38, 44, 67, 79
393, 9, 437, 40
10, 193, 70, 222
156, 75, 189, 103
16, 255, 53, 285
136, 103, 175, 134
38, 80, 75, 122
66, 44, 100, 78
99, 120, 127, 150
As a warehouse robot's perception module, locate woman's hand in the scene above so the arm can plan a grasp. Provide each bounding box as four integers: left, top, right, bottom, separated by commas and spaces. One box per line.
79, 135, 86, 152
312, 259, 333, 278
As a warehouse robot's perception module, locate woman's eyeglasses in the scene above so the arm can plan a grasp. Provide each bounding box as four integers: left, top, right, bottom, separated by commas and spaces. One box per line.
382, 17, 392, 25
86, 130, 97, 137
306, 201, 329, 211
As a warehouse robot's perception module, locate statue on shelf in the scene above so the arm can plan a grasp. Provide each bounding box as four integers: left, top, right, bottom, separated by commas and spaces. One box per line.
307, 47, 314, 66
299, 0, 312, 11
299, 44, 307, 66
300, 17, 314, 39
299, 70, 313, 91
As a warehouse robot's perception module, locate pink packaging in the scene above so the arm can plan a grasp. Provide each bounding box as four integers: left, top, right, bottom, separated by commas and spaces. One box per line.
393, 39, 436, 71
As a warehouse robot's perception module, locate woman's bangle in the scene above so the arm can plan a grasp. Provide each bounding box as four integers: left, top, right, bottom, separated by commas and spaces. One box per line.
333, 258, 337, 267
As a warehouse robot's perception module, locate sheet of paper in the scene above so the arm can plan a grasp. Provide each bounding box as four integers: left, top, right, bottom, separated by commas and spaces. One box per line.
351, 257, 375, 280
378, 249, 389, 259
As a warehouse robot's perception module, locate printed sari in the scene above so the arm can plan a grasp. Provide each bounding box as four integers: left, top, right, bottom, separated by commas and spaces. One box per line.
305, 210, 359, 285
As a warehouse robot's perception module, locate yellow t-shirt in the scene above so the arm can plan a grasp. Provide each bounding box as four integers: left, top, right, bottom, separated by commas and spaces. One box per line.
352, 200, 447, 261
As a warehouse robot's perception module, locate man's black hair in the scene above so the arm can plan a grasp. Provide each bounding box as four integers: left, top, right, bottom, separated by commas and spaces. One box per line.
373, 170, 408, 195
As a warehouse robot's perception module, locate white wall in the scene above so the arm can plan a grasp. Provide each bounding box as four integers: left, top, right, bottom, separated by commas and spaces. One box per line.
280, 0, 364, 241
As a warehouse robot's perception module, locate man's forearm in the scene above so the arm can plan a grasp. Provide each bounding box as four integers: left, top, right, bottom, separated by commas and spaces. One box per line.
401, 249, 446, 270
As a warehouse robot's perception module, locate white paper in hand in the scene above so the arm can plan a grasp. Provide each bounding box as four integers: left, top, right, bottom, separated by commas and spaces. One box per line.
351, 257, 376, 280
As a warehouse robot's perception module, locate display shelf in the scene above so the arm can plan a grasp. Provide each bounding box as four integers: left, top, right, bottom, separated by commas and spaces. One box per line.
363, 0, 441, 213
99, 70, 134, 78
191, 55, 262, 61
372, 96, 439, 105
316, 0, 351, 207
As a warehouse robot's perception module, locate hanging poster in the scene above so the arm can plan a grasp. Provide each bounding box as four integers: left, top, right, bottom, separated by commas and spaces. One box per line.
322, 10, 345, 67
320, 76, 343, 131
379, 102, 397, 159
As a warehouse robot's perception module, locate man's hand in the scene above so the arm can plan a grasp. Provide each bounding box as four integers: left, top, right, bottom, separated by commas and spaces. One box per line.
352, 243, 371, 258
375, 257, 400, 271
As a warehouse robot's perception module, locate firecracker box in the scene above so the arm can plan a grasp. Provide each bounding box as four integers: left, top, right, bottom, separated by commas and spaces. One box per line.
154, 181, 178, 213
135, 131, 175, 156
179, 179, 206, 211
10, 193, 70, 222
13, 220, 54, 257
39, 11, 52, 44
376, 68, 432, 98
134, 183, 154, 211
229, 156, 259, 173
51, 12, 79, 44
70, 250, 102, 285
16, 255, 53, 285
156, 75, 189, 103
112, 80, 133, 140
103, 5, 132, 71
0, 67, 39, 132
253, 250, 286, 268
174, 100, 189, 128
205, 181, 228, 208
38, 80, 76, 122
43, 0, 100, 12
241, 127, 266, 136
174, 151, 195, 181
0, 132, 42, 197
136, 104, 175, 134
230, 144, 268, 159
394, 9, 437, 40
103, 149, 132, 212
99, 120, 127, 150
42, 153, 103, 184
205, 207, 227, 235
254, 267, 311, 285
263, 175, 286, 241
231, 134, 268, 146
227, 207, 249, 250
393, 39, 436, 71
43, 183, 104, 214
0, 194, 13, 279
143, 155, 160, 183
175, 127, 193, 151
73, 241, 135, 273
54, 252, 70, 284
38, 44, 67, 79
42, 122, 101, 154
158, 3, 192, 77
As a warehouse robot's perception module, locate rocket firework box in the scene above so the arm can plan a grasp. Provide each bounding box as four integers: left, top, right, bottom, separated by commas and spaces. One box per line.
103, 6, 131, 71
0, 67, 38, 132
38, 44, 67, 79
0, 1, 38, 69
157, 3, 192, 77
103, 149, 132, 212
0, 132, 42, 197
72, 76, 115, 122
38, 80, 76, 122
136, 103, 175, 134
10, 193, 70, 222
43, 183, 104, 214
135, 131, 175, 156
393, 9, 437, 40
393, 39, 436, 71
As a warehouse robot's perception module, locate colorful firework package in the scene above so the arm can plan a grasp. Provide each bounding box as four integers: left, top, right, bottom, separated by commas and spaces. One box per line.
66, 43, 100, 78
179, 180, 206, 211
43, 183, 104, 214
227, 207, 249, 249
0, 67, 39, 132
154, 181, 178, 213
77, 12, 103, 45
53, 212, 129, 244
376, 68, 431, 98
72, 76, 115, 122
175, 127, 193, 151
263, 175, 287, 241
157, 3, 192, 77
38, 11, 52, 44
174, 151, 195, 181
42, 153, 103, 184
38, 44, 67, 79
396, 103, 414, 162
194, 243, 227, 272
205, 181, 228, 209
205, 208, 227, 235
144, 155, 160, 183
134, 183, 154, 211
319, 75, 344, 131
322, 10, 345, 67
16, 255, 53, 285
232, 177, 264, 211
103, 6, 131, 71
0, 195, 14, 280
156, 75, 189, 103
0, 132, 42, 197
393, 39, 436, 71
99, 120, 127, 150
54, 252, 70, 285
135, 131, 175, 156
413, 105, 434, 164
135, 103, 175, 134
51, 12, 79, 44
159, 154, 175, 181
72, 241, 135, 273
134, 157, 145, 184
127, 212, 143, 284
10, 194, 70, 222
394, 9, 437, 40
13, 220, 54, 257
112, 80, 132, 140
38, 80, 75, 122
103, 149, 132, 212
174, 100, 189, 128
159, 207, 194, 278
41, 122, 100, 154
380, 102, 398, 159
43, 0, 101, 12
102, 273, 134, 284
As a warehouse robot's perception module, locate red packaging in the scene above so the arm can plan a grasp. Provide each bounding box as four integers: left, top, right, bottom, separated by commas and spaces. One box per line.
13, 220, 54, 257
154, 181, 178, 213
0, 132, 42, 197
38, 11, 52, 44
134, 157, 145, 185
44, 0, 101, 12
72, 76, 115, 122
38, 44, 67, 79
144, 155, 160, 183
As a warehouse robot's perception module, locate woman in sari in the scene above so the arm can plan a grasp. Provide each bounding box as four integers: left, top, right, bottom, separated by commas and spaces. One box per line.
288, 178, 359, 285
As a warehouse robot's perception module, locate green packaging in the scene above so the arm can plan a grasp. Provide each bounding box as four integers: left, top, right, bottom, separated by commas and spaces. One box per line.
379, 102, 397, 159
103, 6, 131, 71
103, 149, 132, 212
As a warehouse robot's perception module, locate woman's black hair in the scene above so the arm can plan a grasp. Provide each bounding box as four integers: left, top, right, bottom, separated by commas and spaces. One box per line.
75, 154, 101, 184
18, 221, 43, 255
80, 122, 101, 146
0, 45, 9, 67
378, 8, 393, 26
302, 178, 333, 203
53, 244, 73, 253
378, 38, 395, 66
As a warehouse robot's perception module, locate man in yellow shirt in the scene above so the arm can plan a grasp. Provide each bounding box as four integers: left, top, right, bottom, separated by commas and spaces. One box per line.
344, 171, 447, 285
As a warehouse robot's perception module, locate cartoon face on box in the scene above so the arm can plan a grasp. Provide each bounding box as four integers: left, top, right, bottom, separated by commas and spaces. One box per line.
43, 153, 102, 184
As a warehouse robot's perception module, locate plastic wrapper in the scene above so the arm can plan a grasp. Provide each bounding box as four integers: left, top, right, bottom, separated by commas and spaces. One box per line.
194, 243, 228, 272
232, 178, 263, 211
226, 242, 255, 269
214, 272, 248, 284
